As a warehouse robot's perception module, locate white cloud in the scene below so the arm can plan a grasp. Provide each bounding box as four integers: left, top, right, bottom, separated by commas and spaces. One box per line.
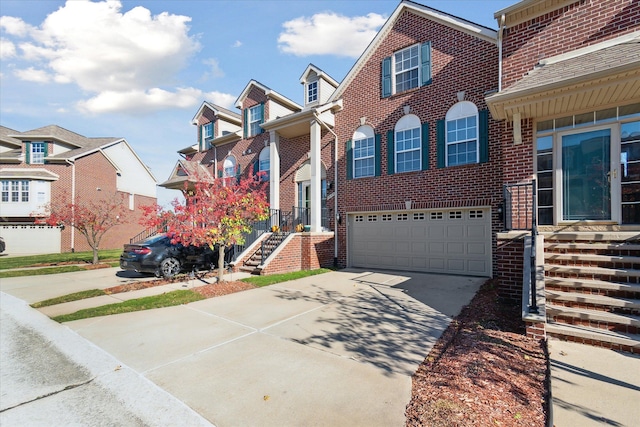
232, 40, 242, 48
202, 91, 236, 109
278, 12, 386, 58
5, 0, 203, 114
77, 87, 236, 114
0, 38, 16, 59
13, 66, 51, 83
0, 16, 34, 37
203, 58, 224, 79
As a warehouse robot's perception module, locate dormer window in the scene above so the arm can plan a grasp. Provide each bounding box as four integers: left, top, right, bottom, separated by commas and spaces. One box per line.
201, 122, 213, 151
307, 81, 318, 104
247, 104, 264, 137
28, 142, 46, 164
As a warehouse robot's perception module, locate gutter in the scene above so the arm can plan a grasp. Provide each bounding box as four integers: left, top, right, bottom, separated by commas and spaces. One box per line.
65, 158, 76, 252
498, 14, 505, 92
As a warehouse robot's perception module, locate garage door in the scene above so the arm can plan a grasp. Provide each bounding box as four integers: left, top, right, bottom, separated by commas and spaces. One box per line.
348, 208, 491, 276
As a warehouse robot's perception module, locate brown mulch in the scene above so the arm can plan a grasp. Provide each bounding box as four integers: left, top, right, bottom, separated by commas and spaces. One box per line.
104, 271, 256, 297
405, 280, 549, 426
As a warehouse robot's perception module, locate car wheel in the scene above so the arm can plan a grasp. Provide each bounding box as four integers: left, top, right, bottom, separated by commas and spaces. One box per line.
160, 257, 181, 279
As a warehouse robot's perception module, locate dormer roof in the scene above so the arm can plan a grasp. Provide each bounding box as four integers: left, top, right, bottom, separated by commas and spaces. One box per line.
234, 79, 302, 111
191, 101, 241, 125
299, 64, 339, 87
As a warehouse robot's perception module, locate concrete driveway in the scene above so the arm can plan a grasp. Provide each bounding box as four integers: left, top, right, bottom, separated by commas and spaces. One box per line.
1, 268, 484, 426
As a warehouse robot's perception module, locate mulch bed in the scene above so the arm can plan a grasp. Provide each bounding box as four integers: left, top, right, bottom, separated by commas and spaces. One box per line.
405, 280, 549, 426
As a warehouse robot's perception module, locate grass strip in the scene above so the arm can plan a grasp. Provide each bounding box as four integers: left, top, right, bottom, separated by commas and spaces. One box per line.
31, 289, 107, 308
0, 266, 87, 278
0, 249, 122, 270
242, 268, 331, 287
52, 290, 204, 323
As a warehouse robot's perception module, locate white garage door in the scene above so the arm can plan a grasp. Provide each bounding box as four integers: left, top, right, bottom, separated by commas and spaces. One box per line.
348, 208, 491, 277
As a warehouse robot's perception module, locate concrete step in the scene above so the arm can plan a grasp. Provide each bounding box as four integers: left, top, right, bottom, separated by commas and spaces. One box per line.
541, 231, 640, 243
546, 323, 640, 352
545, 242, 640, 252
544, 264, 640, 278
546, 305, 640, 327
544, 253, 640, 264
546, 290, 640, 310
545, 277, 640, 293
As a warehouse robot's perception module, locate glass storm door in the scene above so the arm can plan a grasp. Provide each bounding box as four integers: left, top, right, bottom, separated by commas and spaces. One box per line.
561, 128, 612, 221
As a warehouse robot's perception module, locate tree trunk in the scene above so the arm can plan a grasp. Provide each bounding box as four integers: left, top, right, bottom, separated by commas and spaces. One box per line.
92, 247, 99, 264
217, 244, 226, 283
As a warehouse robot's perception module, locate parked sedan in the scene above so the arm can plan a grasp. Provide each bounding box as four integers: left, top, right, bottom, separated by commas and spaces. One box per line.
119, 234, 233, 279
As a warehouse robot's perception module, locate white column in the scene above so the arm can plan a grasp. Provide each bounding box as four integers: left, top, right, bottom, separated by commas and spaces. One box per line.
269, 131, 280, 211
310, 119, 322, 232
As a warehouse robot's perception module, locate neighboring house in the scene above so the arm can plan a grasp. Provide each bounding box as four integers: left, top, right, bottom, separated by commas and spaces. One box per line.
161, 0, 501, 277
0, 125, 157, 255
487, 0, 640, 351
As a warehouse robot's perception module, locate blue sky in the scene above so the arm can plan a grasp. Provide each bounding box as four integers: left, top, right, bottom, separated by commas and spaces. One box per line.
0, 0, 515, 207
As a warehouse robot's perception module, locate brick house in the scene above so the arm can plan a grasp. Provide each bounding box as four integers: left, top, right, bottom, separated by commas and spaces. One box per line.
487, 0, 640, 351
0, 125, 157, 255
161, 1, 502, 277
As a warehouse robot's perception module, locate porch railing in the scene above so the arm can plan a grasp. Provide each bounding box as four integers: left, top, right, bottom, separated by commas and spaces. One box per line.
232, 209, 279, 261
129, 221, 168, 244
504, 180, 539, 314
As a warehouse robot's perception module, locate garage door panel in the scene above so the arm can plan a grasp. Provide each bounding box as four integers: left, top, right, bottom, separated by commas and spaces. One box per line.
349, 208, 491, 277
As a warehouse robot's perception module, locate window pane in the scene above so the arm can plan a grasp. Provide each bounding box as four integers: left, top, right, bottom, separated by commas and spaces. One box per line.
354, 137, 374, 178
395, 127, 420, 173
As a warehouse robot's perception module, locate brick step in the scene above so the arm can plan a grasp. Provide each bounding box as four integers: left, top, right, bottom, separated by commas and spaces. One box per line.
544, 264, 640, 279
544, 253, 640, 264
545, 242, 640, 252
546, 290, 640, 310
547, 305, 640, 328
238, 265, 260, 274
545, 277, 640, 293
546, 323, 640, 353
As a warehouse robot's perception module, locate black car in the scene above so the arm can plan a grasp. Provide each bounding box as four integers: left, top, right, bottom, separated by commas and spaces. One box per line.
119, 234, 233, 279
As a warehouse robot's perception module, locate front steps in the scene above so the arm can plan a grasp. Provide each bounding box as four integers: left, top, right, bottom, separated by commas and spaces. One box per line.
543, 233, 640, 353
238, 232, 289, 274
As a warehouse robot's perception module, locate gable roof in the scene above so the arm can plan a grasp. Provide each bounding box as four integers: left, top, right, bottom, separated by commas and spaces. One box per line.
0, 126, 22, 148
159, 159, 214, 190
329, 0, 497, 101
234, 79, 302, 111
191, 101, 242, 125
299, 64, 339, 87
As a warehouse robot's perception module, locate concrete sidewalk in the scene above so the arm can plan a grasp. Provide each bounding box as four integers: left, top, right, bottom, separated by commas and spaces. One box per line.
549, 339, 640, 427
1, 268, 484, 426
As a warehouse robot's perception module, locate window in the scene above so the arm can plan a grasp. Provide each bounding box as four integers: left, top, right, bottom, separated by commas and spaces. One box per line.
248, 104, 263, 137
382, 42, 431, 97
258, 147, 270, 181
2, 180, 29, 202
446, 101, 478, 167
367, 214, 378, 222
30, 142, 45, 164
223, 156, 237, 178
201, 123, 213, 151
353, 126, 375, 178
395, 114, 421, 173
382, 214, 392, 221
307, 81, 318, 103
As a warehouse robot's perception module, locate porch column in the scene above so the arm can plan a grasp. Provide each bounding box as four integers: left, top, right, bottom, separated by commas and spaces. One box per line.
269, 131, 280, 211
309, 119, 322, 232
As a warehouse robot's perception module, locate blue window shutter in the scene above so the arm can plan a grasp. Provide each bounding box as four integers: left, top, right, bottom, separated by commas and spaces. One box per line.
381, 56, 392, 98
479, 109, 489, 163
375, 134, 381, 177
421, 122, 429, 170
218, 169, 223, 178
197, 125, 202, 151
243, 108, 248, 139
421, 42, 432, 86
25, 142, 30, 164
387, 130, 395, 175
437, 120, 445, 168
259, 103, 265, 133
346, 140, 353, 180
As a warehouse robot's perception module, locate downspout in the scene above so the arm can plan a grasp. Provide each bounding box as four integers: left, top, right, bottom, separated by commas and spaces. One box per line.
498, 14, 505, 92
65, 158, 76, 252
312, 111, 339, 266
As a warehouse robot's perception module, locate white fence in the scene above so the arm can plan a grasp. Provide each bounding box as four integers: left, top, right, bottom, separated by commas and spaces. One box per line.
0, 224, 61, 255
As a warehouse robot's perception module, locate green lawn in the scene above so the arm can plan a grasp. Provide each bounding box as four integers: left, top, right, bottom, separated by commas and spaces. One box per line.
0, 249, 122, 270
242, 268, 333, 287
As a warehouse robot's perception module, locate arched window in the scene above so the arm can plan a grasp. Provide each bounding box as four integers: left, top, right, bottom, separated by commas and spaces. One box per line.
352, 125, 375, 178
446, 101, 478, 166
223, 156, 236, 178
259, 147, 270, 174
394, 114, 421, 173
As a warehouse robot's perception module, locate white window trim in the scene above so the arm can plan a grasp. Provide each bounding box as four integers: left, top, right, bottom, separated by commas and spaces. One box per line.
223, 156, 237, 178
393, 44, 420, 94
31, 142, 45, 164
394, 114, 421, 173
2, 180, 29, 203
445, 101, 479, 167
248, 105, 262, 137
307, 81, 318, 104
352, 125, 375, 179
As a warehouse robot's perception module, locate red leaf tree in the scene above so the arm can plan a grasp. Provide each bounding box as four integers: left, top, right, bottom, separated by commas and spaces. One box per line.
37, 192, 127, 264
142, 168, 269, 282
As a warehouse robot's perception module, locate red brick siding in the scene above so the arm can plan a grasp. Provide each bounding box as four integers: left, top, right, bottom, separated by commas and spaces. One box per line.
333, 11, 502, 268
495, 236, 525, 301
261, 233, 334, 275
501, 0, 640, 89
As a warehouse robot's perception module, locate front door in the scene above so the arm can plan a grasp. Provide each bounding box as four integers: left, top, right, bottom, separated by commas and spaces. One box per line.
560, 128, 614, 222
